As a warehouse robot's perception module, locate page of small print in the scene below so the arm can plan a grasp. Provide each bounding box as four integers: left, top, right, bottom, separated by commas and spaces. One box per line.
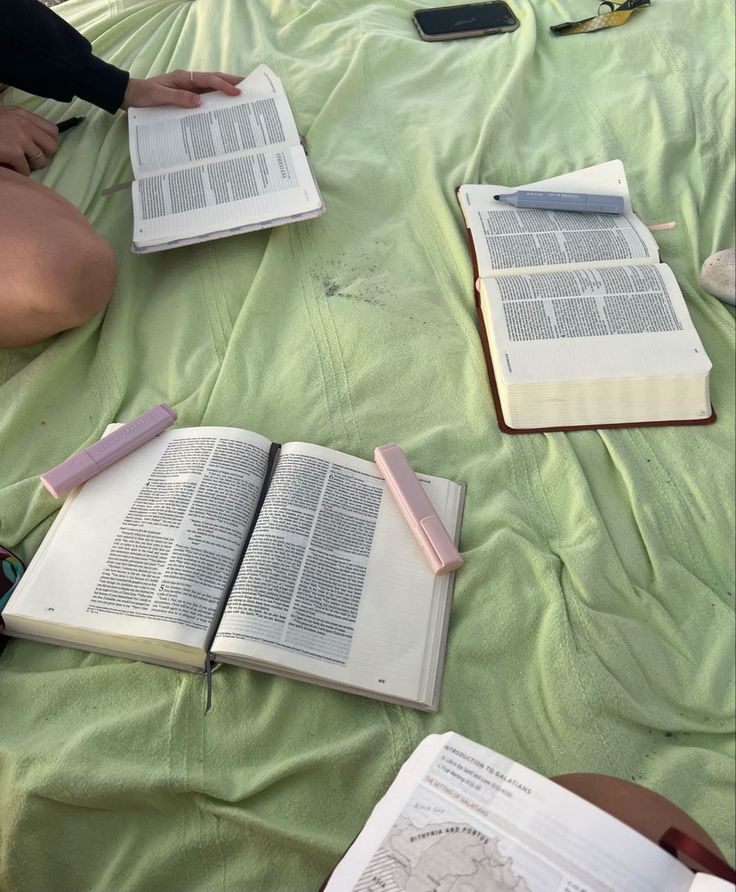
128, 65, 323, 249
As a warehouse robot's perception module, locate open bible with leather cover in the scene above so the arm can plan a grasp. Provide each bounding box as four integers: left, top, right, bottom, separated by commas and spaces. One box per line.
457, 161, 715, 433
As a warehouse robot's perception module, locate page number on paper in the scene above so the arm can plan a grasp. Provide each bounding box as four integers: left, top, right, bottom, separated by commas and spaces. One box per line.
378, 678, 386, 684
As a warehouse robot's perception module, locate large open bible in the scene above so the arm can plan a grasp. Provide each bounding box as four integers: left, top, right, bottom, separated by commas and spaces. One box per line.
127, 65, 324, 252
2, 428, 464, 711
458, 161, 714, 432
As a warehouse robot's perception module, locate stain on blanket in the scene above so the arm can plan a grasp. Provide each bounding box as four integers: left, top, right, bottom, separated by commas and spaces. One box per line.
314, 249, 430, 326
317, 249, 385, 307
321, 275, 381, 307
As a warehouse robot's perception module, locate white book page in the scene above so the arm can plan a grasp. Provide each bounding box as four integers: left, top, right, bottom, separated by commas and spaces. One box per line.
212, 442, 463, 704
128, 65, 300, 178
458, 160, 659, 276
4, 427, 272, 652
482, 263, 712, 385
689, 877, 735, 890
325, 732, 695, 892
131, 144, 322, 247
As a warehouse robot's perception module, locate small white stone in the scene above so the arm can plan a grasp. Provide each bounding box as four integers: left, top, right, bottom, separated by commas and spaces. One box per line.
700, 249, 736, 306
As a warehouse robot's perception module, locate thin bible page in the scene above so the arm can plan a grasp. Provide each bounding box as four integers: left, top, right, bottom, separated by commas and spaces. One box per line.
482, 263, 712, 385
131, 145, 321, 247
127, 65, 301, 178
212, 442, 462, 703
5, 427, 272, 651
459, 160, 659, 277
688, 876, 736, 891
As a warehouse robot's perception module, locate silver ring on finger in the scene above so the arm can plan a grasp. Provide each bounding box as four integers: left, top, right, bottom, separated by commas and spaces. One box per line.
27, 150, 44, 162
189, 70, 194, 83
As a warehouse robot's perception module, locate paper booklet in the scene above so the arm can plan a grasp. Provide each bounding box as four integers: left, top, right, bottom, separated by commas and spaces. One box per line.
2, 428, 465, 711
457, 161, 714, 433
324, 732, 735, 892
127, 65, 324, 253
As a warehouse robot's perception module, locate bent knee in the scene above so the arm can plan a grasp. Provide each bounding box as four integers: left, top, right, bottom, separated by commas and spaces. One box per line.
55, 227, 118, 326
11, 223, 117, 332
0, 176, 118, 346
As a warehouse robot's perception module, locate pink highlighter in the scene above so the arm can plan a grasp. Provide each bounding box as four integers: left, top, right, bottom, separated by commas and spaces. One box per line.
40, 404, 177, 499
374, 444, 463, 576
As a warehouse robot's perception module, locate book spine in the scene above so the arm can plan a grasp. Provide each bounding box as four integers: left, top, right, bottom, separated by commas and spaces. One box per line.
203, 441, 281, 656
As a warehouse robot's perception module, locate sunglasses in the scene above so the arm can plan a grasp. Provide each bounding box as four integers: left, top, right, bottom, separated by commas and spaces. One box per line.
551, 0, 651, 36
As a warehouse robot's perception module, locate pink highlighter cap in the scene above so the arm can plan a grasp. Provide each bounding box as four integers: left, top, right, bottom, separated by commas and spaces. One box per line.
40, 404, 177, 499
374, 444, 463, 576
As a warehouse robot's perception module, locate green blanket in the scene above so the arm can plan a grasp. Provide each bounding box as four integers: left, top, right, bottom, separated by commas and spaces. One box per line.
1, 1, 734, 888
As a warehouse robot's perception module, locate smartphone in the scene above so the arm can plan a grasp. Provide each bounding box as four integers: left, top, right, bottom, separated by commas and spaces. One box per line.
412, 1, 519, 41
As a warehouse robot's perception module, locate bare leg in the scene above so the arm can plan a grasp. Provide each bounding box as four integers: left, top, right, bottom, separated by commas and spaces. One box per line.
0, 168, 117, 348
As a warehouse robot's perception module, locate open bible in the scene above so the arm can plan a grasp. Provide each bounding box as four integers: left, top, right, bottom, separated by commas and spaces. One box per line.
127, 65, 324, 252
457, 161, 714, 432
324, 732, 735, 891
2, 428, 465, 711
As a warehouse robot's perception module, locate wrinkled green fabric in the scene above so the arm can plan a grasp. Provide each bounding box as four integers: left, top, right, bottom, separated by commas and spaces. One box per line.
0, 1, 733, 889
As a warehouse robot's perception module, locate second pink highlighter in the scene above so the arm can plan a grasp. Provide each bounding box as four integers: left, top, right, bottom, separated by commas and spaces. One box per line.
374, 444, 463, 576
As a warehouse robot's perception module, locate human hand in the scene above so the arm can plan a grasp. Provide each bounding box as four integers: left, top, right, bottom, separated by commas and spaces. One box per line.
122, 70, 242, 110
0, 106, 58, 175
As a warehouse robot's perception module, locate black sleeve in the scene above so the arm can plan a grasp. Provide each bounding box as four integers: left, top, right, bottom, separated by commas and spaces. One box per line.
0, 0, 129, 113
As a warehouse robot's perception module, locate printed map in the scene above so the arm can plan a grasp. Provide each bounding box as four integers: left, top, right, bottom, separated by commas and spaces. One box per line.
353, 815, 532, 891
